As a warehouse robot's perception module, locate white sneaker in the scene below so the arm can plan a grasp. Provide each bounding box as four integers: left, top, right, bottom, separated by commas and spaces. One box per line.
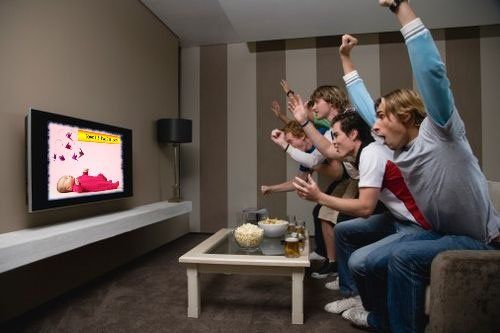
324, 295, 362, 314
308, 251, 326, 261
341, 306, 370, 328
325, 277, 339, 290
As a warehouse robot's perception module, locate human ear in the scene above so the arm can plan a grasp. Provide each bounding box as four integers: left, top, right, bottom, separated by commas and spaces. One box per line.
349, 129, 359, 141
400, 112, 414, 126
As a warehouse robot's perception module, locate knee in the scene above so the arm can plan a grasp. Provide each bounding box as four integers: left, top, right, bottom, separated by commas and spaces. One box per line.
348, 250, 366, 276
388, 247, 423, 275
364, 251, 390, 278
334, 222, 349, 241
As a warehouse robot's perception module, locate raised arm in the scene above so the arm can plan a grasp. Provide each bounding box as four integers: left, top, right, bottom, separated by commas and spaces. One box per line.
270, 100, 290, 125
288, 95, 343, 160
286, 145, 326, 168
339, 34, 358, 75
339, 36, 377, 127
383, 0, 454, 126
270, 128, 326, 168
280, 79, 295, 99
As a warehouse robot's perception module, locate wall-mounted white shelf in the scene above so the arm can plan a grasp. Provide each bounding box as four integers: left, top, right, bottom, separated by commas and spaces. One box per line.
0, 201, 192, 274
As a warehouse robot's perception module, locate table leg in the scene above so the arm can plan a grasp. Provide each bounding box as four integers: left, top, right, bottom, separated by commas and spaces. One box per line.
186, 264, 200, 318
291, 268, 304, 324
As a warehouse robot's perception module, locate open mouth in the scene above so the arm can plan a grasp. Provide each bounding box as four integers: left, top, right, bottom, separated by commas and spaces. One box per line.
371, 131, 386, 144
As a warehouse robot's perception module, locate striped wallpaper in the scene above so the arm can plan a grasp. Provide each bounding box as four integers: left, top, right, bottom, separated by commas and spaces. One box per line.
181, 25, 500, 233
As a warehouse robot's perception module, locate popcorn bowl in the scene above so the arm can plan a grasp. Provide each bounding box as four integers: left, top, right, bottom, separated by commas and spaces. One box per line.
258, 218, 289, 238
233, 223, 264, 252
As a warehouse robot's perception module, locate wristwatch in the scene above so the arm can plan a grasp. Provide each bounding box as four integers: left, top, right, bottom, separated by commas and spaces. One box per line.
389, 0, 406, 13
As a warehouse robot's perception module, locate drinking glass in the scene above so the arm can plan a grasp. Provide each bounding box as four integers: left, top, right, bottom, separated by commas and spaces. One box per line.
284, 236, 300, 258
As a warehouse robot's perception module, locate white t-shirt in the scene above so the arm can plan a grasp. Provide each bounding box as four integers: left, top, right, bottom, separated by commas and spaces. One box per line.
359, 142, 430, 229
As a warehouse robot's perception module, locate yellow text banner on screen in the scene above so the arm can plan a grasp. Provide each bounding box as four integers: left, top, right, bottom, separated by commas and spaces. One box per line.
78, 130, 121, 144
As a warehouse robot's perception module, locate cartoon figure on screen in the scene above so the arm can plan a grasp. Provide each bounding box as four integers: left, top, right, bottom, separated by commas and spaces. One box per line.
56, 168, 119, 193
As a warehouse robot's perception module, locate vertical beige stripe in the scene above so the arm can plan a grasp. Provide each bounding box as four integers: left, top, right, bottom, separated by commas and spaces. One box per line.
480, 25, 500, 180
285, 38, 318, 231
445, 27, 482, 164
351, 34, 381, 101
257, 40, 287, 218
180, 47, 201, 232
379, 32, 413, 95
227, 42, 257, 227
200, 45, 228, 232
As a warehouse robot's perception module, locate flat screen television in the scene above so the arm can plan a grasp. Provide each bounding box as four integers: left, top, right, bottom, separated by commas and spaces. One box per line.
26, 109, 133, 212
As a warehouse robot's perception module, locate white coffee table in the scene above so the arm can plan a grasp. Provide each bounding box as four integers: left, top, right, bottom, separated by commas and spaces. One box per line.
178, 228, 310, 324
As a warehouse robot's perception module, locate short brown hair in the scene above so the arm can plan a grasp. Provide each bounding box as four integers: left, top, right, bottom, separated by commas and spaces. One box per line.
311, 85, 349, 111
380, 89, 426, 127
281, 120, 305, 138
331, 110, 374, 145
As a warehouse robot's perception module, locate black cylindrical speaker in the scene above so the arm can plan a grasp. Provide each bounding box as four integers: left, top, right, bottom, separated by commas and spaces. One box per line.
156, 118, 192, 143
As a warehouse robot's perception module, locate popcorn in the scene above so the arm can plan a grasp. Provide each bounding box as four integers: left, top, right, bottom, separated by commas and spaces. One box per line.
259, 217, 287, 225
234, 223, 264, 248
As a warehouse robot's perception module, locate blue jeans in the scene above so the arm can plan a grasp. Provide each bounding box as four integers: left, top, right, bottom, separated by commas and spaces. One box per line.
364, 230, 496, 333
335, 213, 422, 299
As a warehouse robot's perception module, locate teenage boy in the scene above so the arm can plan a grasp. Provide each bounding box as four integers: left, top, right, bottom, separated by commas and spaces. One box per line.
278, 85, 359, 278
336, 1, 500, 332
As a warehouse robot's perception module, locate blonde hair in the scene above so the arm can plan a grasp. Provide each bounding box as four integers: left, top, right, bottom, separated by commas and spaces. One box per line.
57, 176, 71, 193
380, 89, 426, 127
311, 85, 349, 111
281, 120, 305, 138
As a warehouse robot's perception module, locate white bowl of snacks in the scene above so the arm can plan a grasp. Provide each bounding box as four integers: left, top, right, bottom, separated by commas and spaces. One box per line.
233, 223, 264, 251
258, 218, 289, 238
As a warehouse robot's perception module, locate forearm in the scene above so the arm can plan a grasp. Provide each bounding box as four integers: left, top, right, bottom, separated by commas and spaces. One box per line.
316, 192, 374, 218
302, 123, 342, 160
266, 180, 296, 193
340, 54, 356, 76
394, 1, 417, 27
344, 72, 377, 126
278, 113, 290, 125
268, 171, 308, 193
287, 146, 324, 168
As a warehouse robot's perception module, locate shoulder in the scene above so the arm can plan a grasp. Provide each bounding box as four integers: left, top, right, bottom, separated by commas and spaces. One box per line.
361, 142, 392, 161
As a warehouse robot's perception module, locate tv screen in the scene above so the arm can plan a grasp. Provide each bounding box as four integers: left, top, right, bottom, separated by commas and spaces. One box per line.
26, 109, 133, 212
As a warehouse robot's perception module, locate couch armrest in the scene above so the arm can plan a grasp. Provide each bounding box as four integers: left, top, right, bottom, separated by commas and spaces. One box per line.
427, 250, 500, 333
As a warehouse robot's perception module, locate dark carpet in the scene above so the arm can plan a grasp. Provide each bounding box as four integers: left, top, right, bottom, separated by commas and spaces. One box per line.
2, 233, 363, 333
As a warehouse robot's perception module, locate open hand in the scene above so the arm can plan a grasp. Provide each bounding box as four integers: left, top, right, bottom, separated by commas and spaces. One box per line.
287, 94, 308, 124
280, 79, 292, 96
293, 174, 322, 202
339, 34, 358, 57
270, 100, 282, 118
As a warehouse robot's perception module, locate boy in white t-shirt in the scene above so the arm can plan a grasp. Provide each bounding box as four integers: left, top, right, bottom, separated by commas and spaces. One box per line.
291, 109, 429, 317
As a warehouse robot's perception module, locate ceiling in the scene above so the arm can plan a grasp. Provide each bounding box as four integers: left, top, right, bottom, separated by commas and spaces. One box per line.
141, 0, 500, 47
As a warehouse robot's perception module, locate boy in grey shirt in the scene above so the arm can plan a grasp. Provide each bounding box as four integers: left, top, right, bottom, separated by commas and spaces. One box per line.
335, 1, 500, 332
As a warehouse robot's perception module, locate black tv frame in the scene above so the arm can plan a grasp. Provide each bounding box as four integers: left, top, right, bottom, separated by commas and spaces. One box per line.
26, 108, 133, 212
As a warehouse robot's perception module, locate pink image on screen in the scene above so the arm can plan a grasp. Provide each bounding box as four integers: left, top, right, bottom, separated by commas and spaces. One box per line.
48, 122, 124, 200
